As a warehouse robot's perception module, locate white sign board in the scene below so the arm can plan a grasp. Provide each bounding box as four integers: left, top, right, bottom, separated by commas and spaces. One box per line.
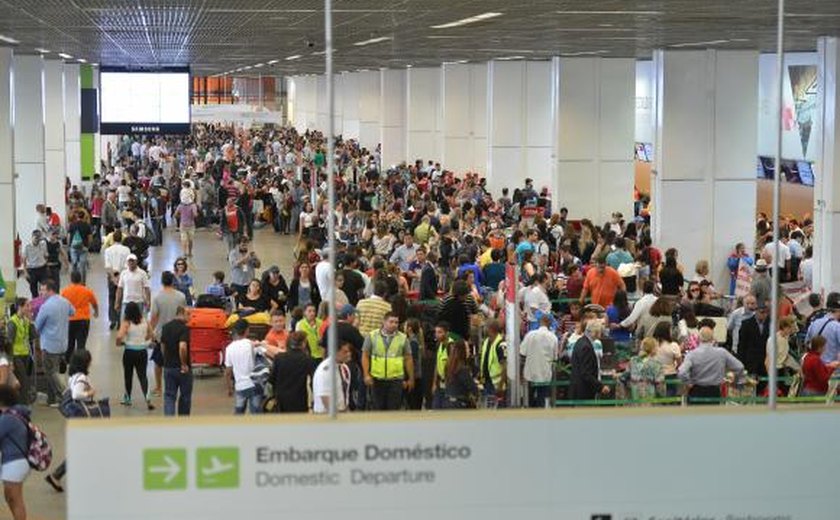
68, 410, 840, 519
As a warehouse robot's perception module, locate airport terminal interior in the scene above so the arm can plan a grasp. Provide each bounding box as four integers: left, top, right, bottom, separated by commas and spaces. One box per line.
0, 1, 839, 519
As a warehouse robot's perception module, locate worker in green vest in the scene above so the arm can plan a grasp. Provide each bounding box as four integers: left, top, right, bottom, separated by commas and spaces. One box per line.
431, 322, 452, 409
6, 298, 35, 404
479, 319, 507, 405
362, 312, 414, 410
295, 303, 324, 361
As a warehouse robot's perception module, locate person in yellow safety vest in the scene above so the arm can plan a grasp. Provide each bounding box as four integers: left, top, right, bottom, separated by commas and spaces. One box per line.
295, 303, 324, 360
362, 312, 415, 411
6, 298, 35, 404
431, 321, 452, 409
479, 319, 508, 403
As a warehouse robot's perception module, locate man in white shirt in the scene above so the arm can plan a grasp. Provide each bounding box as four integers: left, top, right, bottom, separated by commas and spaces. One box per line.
315, 253, 333, 301
619, 280, 657, 329
103, 230, 131, 329
762, 236, 791, 281
312, 342, 353, 414
522, 274, 552, 325
519, 314, 559, 407
727, 295, 757, 355
114, 254, 151, 318
224, 320, 262, 414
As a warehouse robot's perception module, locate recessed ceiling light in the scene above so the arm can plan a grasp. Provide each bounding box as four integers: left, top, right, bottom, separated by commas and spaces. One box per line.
77, 58, 87, 63
267, 59, 279, 65
58, 52, 73, 59
91, 63, 98, 67
243, 65, 253, 70
35, 48, 50, 54
560, 50, 610, 57
443, 60, 469, 65
495, 55, 525, 61
669, 39, 730, 48
556, 10, 663, 15
0, 35, 20, 44
598, 24, 614, 27
253, 63, 264, 68
431, 12, 502, 29
353, 36, 391, 47
285, 55, 302, 61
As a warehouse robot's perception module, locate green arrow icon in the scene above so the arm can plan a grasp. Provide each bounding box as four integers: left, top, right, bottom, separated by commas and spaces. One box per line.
196, 447, 239, 489
143, 449, 187, 491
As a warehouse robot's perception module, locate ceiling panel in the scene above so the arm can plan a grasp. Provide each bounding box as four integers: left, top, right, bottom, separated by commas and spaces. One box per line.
0, 0, 837, 74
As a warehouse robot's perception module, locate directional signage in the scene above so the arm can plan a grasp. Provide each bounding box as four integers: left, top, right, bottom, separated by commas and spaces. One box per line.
68, 410, 840, 519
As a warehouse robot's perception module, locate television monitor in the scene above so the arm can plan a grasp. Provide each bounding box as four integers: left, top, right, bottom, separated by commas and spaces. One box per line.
99, 67, 191, 134
781, 160, 801, 183
759, 156, 775, 179
643, 143, 653, 162
797, 161, 815, 186
634, 143, 647, 162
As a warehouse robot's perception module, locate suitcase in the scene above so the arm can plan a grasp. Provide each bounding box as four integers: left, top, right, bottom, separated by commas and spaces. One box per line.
187, 308, 228, 329
189, 328, 230, 372
195, 294, 227, 310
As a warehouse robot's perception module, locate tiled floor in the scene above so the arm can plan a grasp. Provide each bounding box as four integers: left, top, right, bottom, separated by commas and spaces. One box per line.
13, 223, 299, 520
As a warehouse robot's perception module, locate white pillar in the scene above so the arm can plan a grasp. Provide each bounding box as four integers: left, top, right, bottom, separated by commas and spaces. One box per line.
64, 63, 82, 189
406, 67, 442, 164
92, 68, 101, 176
286, 77, 297, 128
44, 59, 66, 219
13, 54, 45, 240
487, 60, 557, 209
333, 73, 344, 138
379, 68, 407, 168
0, 48, 15, 283
557, 58, 636, 222
442, 63, 487, 174
340, 72, 360, 140
815, 37, 840, 293
358, 71, 381, 152
653, 50, 759, 291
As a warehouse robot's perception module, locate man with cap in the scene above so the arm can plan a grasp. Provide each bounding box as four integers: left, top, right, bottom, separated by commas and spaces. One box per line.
22, 230, 49, 298
750, 259, 772, 308
320, 304, 366, 409
737, 303, 771, 392
805, 292, 840, 366
114, 254, 151, 318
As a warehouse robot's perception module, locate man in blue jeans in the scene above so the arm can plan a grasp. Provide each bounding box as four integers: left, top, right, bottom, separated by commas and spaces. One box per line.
224, 319, 262, 414
160, 307, 193, 416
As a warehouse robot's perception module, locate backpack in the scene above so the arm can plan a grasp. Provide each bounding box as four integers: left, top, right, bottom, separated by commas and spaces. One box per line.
5, 409, 52, 471
71, 229, 85, 250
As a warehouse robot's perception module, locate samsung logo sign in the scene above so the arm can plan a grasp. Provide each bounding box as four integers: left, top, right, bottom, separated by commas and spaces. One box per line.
131, 126, 161, 133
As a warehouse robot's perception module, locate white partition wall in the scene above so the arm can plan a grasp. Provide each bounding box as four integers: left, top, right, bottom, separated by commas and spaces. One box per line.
653, 50, 759, 292
380, 68, 407, 168
406, 67, 442, 164
64, 63, 81, 189
332, 73, 344, 137
442, 63, 487, 174
44, 59, 66, 219
341, 72, 360, 140
316, 75, 329, 132
13, 54, 45, 240
557, 58, 635, 222
487, 60, 557, 209
358, 71, 381, 151
815, 37, 840, 293
0, 48, 15, 281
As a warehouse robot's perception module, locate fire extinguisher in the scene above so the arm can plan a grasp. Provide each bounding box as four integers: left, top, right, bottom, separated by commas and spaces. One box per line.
13, 233, 21, 272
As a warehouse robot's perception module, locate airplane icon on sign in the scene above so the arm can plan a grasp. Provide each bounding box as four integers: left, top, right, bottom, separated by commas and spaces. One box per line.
201, 456, 235, 478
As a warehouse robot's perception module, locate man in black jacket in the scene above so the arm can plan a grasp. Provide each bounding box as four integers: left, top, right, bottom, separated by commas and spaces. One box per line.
569, 321, 610, 402
320, 305, 366, 409
270, 331, 317, 413
738, 304, 771, 391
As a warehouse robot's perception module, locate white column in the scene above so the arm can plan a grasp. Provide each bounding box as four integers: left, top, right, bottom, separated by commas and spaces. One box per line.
92, 67, 101, 176
64, 63, 81, 189
358, 71, 381, 152
815, 37, 840, 293
442, 63, 487, 174
44, 59, 66, 219
0, 48, 15, 282
406, 67, 442, 164
333, 73, 344, 138
286, 77, 297, 128
13, 54, 45, 240
379, 68, 407, 168
557, 58, 635, 222
341, 72, 360, 140
487, 60, 557, 209
653, 50, 759, 291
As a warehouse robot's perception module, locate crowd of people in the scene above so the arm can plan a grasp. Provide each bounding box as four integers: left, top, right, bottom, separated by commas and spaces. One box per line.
0, 122, 837, 517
